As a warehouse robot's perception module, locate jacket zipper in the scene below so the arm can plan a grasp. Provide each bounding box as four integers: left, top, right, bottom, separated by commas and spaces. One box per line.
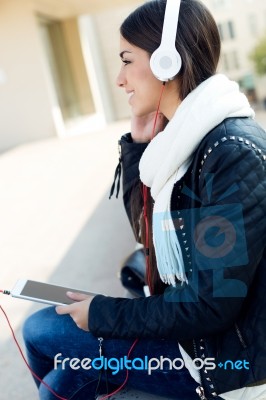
193, 339, 208, 400
196, 386, 208, 400
235, 323, 247, 348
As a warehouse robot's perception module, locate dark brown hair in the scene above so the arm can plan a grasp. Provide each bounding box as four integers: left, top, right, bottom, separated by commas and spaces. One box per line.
121, 0, 221, 294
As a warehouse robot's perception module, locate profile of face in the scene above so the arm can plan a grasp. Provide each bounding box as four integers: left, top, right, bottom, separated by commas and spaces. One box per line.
116, 37, 168, 117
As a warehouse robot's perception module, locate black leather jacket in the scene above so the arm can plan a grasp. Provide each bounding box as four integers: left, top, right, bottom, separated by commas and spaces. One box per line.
89, 117, 266, 397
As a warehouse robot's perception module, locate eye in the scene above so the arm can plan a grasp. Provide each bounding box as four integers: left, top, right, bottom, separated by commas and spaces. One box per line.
122, 59, 131, 65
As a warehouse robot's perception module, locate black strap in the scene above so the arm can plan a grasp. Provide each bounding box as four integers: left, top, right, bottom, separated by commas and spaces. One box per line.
109, 158, 122, 199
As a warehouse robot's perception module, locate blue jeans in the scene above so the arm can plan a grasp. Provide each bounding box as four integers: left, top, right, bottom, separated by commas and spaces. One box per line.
23, 307, 199, 400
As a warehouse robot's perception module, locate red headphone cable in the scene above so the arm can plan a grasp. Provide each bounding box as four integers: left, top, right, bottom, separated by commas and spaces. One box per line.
0, 298, 139, 400
143, 82, 166, 295
0, 301, 68, 400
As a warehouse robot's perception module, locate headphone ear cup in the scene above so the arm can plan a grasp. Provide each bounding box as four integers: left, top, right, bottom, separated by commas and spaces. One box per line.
150, 0, 182, 82
150, 47, 182, 82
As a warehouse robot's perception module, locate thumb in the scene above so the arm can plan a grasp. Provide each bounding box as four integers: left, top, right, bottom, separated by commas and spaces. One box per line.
66, 291, 90, 302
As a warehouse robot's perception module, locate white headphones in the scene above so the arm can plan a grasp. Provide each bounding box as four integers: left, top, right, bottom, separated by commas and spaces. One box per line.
150, 0, 182, 82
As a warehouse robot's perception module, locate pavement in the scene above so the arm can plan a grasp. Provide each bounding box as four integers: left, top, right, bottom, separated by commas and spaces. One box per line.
0, 119, 166, 399
0, 110, 265, 400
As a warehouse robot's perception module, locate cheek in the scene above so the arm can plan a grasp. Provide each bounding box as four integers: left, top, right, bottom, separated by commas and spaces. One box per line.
138, 72, 162, 97
136, 63, 157, 85
145, 70, 157, 85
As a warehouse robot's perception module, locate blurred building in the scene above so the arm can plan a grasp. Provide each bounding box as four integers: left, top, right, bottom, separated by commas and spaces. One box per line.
0, 0, 266, 152
205, 0, 266, 103
0, 0, 141, 152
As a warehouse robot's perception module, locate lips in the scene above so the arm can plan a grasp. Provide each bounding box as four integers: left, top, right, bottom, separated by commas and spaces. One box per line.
127, 91, 134, 104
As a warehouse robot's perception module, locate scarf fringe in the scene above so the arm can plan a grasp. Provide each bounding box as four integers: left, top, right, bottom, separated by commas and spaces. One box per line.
153, 211, 188, 286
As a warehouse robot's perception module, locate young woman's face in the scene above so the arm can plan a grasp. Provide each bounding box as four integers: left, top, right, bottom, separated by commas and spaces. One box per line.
116, 37, 164, 117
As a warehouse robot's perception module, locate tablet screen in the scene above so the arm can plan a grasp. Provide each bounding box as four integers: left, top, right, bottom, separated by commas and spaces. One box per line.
20, 280, 87, 305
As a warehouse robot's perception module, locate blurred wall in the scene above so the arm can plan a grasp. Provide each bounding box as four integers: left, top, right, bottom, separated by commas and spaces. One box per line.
0, 0, 141, 153
0, 0, 57, 152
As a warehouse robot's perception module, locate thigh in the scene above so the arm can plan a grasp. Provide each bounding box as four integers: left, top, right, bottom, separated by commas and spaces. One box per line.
38, 366, 109, 400
24, 307, 198, 399
23, 307, 99, 360
102, 338, 199, 399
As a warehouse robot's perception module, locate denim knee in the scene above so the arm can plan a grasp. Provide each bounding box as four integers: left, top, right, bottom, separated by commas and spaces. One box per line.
23, 311, 38, 346
22, 307, 54, 348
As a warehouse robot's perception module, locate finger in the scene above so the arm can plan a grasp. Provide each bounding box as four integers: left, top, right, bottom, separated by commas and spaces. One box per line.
66, 291, 90, 301
55, 304, 74, 315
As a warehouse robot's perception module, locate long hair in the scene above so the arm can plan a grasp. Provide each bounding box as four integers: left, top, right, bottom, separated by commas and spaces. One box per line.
120, 0, 221, 294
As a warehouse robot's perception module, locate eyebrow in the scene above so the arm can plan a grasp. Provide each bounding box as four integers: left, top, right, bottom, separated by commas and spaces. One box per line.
119, 50, 132, 59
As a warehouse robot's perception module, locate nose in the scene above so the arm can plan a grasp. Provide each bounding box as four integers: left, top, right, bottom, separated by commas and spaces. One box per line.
116, 67, 126, 88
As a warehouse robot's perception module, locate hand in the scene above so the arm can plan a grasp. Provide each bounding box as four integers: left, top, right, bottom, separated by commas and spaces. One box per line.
131, 111, 165, 143
56, 292, 94, 331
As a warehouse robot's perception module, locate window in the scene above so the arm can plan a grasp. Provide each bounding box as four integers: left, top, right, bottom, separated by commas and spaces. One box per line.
217, 21, 236, 41
212, 0, 232, 9
228, 21, 235, 39
220, 51, 240, 72
231, 51, 240, 70
38, 18, 96, 122
222, 53, 229, 71
248, 14, 257, 35
218, 23, 224, 41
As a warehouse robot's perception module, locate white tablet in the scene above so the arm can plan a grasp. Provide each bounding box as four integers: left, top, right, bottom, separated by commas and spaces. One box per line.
11, 279, 97, 306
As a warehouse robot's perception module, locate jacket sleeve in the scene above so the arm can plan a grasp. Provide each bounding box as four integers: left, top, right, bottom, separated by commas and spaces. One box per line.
119, 133, 148, 237
89, 135, 266, 340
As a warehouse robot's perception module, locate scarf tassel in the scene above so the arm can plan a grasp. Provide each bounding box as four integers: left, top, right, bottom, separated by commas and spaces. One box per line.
153, 212, 188, 286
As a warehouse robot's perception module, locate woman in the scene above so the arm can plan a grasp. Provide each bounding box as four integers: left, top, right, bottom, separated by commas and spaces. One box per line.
23, 1, 266, 399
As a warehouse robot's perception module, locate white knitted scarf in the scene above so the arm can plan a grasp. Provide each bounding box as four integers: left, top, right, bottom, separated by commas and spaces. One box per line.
139, 74, 255, 286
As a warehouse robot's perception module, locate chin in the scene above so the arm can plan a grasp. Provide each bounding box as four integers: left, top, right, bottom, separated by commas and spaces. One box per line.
132, 108, 153, 118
